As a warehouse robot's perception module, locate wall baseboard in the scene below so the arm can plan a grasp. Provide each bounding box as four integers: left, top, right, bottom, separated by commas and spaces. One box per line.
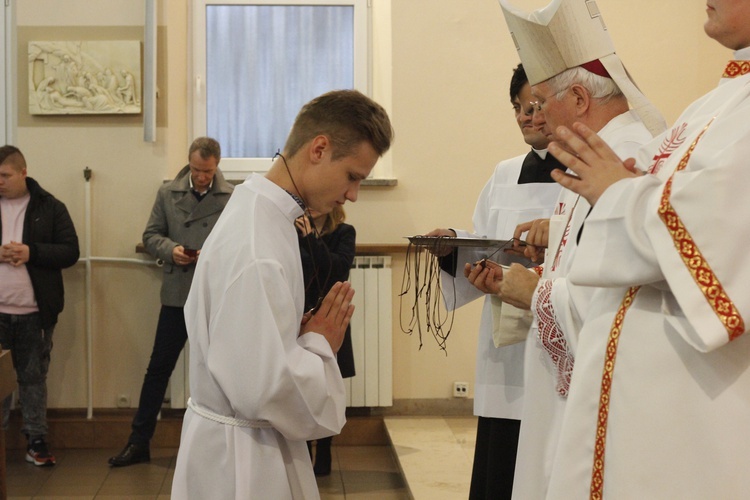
3, 399, 474, 450
3, 408, 392, 450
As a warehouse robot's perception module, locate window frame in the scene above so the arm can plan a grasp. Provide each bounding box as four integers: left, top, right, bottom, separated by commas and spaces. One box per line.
190, 0, 371, 180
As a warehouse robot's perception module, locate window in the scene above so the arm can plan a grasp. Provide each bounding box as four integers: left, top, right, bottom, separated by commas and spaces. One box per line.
191, 0, 370, 179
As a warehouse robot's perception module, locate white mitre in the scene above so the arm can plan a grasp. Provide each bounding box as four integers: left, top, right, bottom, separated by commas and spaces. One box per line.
499, 0, 666, 136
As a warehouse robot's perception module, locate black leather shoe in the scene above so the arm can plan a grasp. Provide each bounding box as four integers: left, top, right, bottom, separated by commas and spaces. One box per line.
108, 442, 150, 467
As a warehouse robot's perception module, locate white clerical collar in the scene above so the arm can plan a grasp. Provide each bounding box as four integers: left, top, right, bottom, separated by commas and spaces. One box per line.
532, 147, 548, 160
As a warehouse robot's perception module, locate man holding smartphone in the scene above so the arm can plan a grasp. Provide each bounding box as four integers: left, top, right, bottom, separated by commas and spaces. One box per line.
109, 137, 233, 466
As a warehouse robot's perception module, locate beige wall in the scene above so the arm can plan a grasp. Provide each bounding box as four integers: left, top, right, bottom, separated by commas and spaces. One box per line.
12, 0, 729, 410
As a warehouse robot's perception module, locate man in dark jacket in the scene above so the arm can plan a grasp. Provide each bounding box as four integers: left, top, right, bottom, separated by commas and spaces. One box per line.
0, 145, 80, 466
109, 137, 234, 467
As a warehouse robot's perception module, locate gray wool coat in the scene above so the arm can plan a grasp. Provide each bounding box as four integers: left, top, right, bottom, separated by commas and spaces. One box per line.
142, 165, 234, 307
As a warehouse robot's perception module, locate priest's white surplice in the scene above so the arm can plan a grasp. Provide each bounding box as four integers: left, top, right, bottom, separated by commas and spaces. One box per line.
443, 152, 562, 420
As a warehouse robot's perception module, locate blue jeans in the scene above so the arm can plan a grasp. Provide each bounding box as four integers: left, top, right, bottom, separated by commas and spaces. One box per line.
0, 312, 54, 440
129, 305, 188, 445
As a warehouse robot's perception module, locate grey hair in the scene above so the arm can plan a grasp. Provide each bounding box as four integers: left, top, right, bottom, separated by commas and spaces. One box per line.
546, 67, 623, 104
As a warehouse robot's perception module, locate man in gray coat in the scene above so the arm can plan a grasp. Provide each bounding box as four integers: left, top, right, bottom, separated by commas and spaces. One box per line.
109, 137, 233, 466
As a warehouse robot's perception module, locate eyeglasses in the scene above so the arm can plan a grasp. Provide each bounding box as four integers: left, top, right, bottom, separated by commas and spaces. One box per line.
530, 87, 570, 113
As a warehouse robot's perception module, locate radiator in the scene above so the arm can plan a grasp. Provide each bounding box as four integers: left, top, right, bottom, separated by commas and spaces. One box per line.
347, 256, 393, 407
168, 255, 394, 409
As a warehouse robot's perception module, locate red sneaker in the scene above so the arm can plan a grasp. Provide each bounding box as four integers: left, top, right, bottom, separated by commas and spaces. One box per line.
26, 438, 56, 466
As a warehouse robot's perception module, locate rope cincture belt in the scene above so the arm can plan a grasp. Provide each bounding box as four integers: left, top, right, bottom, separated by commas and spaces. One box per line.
187, 397, 273, 429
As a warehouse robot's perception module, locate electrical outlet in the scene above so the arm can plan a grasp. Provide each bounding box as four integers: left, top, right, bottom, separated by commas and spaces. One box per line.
116, 394, 130, 408
453, 381, 469, 398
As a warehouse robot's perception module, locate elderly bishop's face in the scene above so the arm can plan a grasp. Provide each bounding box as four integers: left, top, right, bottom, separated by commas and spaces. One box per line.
705, 0, 750, 50
530, 81, 578, 148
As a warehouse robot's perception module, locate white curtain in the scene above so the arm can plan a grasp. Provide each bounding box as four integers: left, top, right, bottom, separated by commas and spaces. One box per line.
206, 5, 355, 158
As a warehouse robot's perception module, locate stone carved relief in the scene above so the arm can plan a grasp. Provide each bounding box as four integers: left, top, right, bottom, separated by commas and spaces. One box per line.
29, 41, 142, 115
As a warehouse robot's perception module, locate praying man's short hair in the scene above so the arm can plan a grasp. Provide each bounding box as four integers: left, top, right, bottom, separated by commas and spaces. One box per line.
509, 63, 529, 103
189, 136, 221, 163
283, 89, 394, 161
0, 145, 27, 172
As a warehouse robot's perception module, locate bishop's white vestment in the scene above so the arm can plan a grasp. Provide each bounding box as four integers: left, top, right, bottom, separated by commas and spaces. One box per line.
512, 111, 654, 500
547, 52, 750, 499
171, 174, 346, 499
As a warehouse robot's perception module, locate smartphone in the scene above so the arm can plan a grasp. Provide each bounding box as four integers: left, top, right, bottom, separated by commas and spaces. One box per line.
183, 247, 198, 258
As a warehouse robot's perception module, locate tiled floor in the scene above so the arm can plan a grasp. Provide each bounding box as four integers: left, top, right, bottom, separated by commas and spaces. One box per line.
5, 416, 477, 499
5, 445, 409, 499
385, 417, 476, 500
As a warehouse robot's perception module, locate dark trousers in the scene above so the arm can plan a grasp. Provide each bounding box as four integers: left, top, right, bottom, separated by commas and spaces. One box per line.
129, 305, 187, 445
0, 312, 53, 440
468, 416, 521, 500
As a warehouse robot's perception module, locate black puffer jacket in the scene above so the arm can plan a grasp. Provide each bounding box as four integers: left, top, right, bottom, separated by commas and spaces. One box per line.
1, 177, 80, 329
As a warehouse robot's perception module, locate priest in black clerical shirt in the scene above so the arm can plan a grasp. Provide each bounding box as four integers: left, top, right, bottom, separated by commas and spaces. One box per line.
420, 63, 565, 500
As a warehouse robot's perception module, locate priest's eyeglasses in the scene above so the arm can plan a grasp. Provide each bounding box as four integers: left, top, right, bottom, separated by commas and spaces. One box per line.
530, 86, 571, 113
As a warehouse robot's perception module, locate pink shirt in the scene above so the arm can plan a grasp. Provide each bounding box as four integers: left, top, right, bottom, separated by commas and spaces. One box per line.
0, 194, 38, 313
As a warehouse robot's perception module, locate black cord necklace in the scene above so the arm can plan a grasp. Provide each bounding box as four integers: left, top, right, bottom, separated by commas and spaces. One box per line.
275, 151, 333, 314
